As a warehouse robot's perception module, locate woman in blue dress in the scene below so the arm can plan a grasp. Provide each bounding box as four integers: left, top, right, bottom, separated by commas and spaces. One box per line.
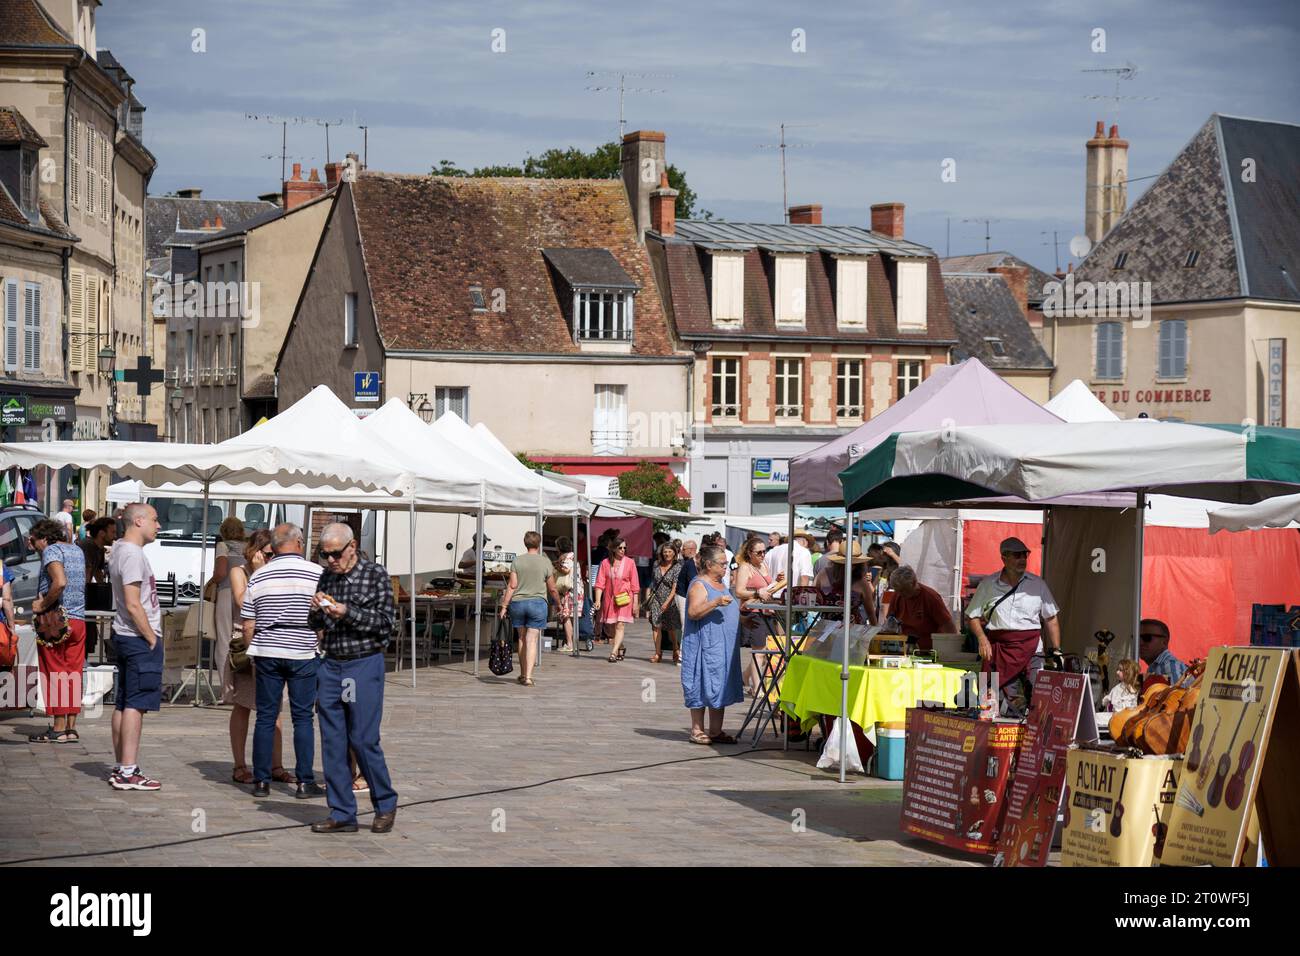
680, 544, 744, 745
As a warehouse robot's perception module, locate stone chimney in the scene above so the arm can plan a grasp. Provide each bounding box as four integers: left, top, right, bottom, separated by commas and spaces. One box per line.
870, 202, 905, 239
283, 162, 327, 211
990, 264, 1037, 330
621, 130, 667, 242
1085, 121, 1129, 244
175, 187, 203, 199
788, 203, 822, 225
650, 172, 678, 237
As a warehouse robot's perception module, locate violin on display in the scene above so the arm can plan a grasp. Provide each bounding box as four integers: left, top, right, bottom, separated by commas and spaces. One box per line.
1185, 705, 1220, 774
1151, 804, 1168, 859
1224, 710, 1266, 812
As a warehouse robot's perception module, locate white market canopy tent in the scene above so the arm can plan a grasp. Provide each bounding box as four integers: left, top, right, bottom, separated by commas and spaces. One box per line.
1043, 379, 1119, 423
1209, 493, 1300, 533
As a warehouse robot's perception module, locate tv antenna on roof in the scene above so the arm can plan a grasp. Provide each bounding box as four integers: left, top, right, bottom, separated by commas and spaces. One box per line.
962, 217, 1001, 254
585, 71, 672, 141
758, 123, 815, 223
1041, 230, 1063, 272
1081, 62, 1157, 115
244, 112, 344, 180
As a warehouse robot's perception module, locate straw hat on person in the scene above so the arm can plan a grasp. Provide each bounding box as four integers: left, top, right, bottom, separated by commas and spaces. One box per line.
792, 528, 816, 546
825, 540, 870, 565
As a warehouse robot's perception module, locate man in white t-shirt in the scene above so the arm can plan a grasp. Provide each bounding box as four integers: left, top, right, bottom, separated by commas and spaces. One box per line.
54, 499, 75, 540
764, 530, 815, 588
965, 536, 1062, 716
107, 502, 164, 791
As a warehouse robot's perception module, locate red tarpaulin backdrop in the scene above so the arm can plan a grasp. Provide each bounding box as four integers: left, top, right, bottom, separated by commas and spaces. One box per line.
959, 520, 1300, 662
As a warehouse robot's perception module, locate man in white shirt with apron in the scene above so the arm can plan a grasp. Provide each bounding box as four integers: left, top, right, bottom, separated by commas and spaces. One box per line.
965, 537, 1064, 716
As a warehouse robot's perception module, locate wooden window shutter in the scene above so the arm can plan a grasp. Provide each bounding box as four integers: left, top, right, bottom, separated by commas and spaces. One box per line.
69, 269, 85, 372
23, 284, 40, 372
69, 114, 80, 208
3, 280, 17, 372
84, 276, 98, 374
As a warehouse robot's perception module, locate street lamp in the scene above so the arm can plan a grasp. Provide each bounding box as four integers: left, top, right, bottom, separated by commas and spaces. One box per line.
97, 345, 118, 439
408, 392, 434, 424
97, 345, 116, 377
169, 388, 183, 442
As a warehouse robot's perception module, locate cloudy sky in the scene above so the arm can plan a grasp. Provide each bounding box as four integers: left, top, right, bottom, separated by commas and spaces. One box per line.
104, 0, 1298, 273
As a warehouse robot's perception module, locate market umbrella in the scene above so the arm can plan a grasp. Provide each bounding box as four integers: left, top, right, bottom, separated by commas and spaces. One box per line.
839, 422, 1300, 512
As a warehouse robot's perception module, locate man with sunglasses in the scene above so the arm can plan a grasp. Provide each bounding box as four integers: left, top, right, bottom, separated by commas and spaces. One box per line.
1138, 618, 1186, 683
966, 537, 1062, 717
308, 523, 397, 834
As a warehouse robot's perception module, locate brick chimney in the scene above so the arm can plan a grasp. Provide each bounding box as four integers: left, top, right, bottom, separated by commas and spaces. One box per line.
788, 203, 822, 225
1085, 120, 1129, 244
283, 162, 327, 211
650, 172, 678, 237
990, 264, 1037, 330
213, 214, 224, 230
870, 202, 905, 239
621, 130, 667, 243
325, 162, 344, 188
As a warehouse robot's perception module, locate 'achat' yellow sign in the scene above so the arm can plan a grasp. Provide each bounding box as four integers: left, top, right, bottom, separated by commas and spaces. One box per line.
1061, 750, 1180, 867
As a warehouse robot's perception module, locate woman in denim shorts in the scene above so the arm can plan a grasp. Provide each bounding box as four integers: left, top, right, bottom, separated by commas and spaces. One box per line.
498, 531, 559, 687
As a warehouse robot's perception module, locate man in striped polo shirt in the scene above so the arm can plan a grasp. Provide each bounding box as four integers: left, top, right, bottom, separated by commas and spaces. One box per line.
241, 523, 326, 799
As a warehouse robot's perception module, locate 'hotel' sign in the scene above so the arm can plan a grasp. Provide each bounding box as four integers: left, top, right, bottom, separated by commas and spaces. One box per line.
1267, 338, 1286, 428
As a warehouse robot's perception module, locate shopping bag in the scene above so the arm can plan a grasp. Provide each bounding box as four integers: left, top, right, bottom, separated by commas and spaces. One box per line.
488, 616, 514, 676
816, 717, 866, 774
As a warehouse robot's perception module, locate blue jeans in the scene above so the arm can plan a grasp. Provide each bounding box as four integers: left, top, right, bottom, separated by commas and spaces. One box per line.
253, 656, 319, 784
317, 653, 397, 824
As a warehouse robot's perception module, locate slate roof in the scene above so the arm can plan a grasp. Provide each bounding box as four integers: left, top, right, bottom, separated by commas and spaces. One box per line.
944, 273, 1052, 371
145, 195, 278, 261
348, 173, 679, 355
940, 251, 1056, 303
648, 222, 955, 343
0, 0, 73, 47
542, 248, 639, 291
0, 105, 47, 146
1073, 114, 1300, 305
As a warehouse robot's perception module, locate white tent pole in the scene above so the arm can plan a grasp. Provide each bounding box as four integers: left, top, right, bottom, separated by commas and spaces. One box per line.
1133, 491, 1146, 663
193, 477, 214, 706
409, 495, 416, 690
571, 513, 580, 658
784, 501, 795, 753
953, 517, 964, 612
474, 496, 484, 677
841, 510, 854, 783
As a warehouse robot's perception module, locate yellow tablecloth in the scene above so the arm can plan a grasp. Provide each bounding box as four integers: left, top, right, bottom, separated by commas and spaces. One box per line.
779, 655, 967, 734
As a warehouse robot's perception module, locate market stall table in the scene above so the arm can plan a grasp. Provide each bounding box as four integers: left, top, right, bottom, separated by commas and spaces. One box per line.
736, 603, 847, 743
780, 655, 967, 746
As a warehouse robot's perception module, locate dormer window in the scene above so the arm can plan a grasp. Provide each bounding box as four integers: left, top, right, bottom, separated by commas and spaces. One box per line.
542, 248, 640, 346
835, 257, 868, 329
1184, 250, 1200, 268
895, 259, 928, 332
774, 254, 807, 328
710, 250, 745, 327
20, 147, 38, 220
1114, 252, 1129, 269
985, 336, 1006, 357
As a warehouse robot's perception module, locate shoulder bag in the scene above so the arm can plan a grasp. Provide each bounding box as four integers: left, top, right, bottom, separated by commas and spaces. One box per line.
488, 615, 515, 676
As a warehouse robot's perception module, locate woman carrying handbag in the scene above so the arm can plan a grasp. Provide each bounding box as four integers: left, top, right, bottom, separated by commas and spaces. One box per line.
593, 536, 638, 662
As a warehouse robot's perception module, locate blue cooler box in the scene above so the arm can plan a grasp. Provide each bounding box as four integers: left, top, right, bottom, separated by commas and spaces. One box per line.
874, 722, 906, 780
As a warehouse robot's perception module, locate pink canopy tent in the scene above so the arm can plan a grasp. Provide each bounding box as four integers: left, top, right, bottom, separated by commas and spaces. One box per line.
788, 359, 1064, 506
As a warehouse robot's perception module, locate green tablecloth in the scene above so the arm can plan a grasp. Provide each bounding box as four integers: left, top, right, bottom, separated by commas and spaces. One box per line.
779, 655, 967, 735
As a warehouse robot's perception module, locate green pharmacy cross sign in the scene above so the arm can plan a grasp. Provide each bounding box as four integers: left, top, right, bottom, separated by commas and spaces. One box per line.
117, 356, 167, 396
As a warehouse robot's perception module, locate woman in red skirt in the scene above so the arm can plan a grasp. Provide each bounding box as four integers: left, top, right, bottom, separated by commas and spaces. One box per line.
27, 518, 88, 743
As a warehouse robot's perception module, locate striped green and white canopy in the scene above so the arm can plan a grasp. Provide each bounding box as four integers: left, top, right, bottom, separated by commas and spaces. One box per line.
839, 421, 1300, 512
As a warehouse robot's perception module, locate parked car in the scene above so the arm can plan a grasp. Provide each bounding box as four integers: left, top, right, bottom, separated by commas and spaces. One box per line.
0, 503, 48, 611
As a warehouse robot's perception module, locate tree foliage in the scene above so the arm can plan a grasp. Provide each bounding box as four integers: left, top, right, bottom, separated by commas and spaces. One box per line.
431, 142, 705, 219
515, 452, 560, 474
618, 461, 688, 531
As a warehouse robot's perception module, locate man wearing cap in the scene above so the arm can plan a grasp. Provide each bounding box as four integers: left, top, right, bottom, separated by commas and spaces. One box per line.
764, 529, 815, 588
889, 565, 956, 652
966, 537, 1062, 716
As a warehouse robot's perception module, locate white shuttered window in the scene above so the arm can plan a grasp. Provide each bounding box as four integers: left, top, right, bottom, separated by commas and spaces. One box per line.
3, 280, 18, 372
896, 260, 929, 331
23, 283, 40, 372
710, 252, 744, 326
836, 258, 868, 328
774, 255, 806, 326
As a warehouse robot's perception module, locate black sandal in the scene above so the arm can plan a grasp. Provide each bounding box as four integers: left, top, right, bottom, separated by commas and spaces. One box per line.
29, 727, 76, 743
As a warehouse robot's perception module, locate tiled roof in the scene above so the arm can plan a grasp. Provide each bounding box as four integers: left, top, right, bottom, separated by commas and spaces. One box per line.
940, 251, 1056, 303
243, 373, 275, 398
145, 195, 278, 261
349, 173, 679, 356
0, 105, 47, 147
648, 233, 956, 343
944, 273, 1052, 370
0, 178, 74, 241
0, 0, 73, 46
1074, 114, 1300, 305
669, 219, 934, 258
